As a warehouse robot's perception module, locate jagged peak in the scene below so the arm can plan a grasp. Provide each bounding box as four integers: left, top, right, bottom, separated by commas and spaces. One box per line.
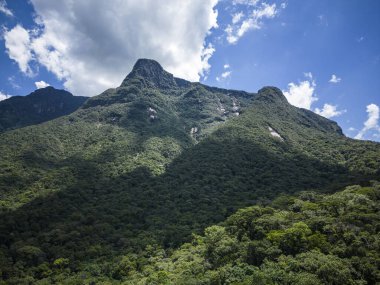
255, 86, 289, 105
121, 58, 177, 89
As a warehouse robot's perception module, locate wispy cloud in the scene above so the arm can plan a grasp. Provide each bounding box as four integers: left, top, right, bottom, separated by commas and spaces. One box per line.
233, 0, 259, 6
225, 2, 279, 44
8, 76, 20, 89
357, 36, 365, 43
329, 74, 341, 83
232, 12, 244, 24
0, 0, 13, 17
216, 64, 232, 82
355, 104, 380, 140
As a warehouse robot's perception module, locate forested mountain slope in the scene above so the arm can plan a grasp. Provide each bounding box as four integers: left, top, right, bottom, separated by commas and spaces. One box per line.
0, 59, 379, 283
124, 182, 380, 285
0, 87, 87, 132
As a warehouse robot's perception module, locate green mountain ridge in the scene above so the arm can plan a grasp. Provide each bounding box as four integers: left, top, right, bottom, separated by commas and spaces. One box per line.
0, 59, 379, 283
0, 87, 87, 133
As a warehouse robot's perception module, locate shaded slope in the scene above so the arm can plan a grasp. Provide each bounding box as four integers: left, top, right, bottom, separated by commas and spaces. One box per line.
0, 87, 87, 132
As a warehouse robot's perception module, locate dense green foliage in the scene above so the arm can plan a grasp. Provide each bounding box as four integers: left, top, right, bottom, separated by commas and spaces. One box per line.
2, 183, 379, 284
121, 182, 379, 285
0, 87, 87, 132
0, 59, 379, 283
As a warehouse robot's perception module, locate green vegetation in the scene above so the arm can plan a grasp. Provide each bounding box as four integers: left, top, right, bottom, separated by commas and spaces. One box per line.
0, 59, 379, 283
1, 183, 379, 284
121, 182, 380, 285
0, 86, 87, 133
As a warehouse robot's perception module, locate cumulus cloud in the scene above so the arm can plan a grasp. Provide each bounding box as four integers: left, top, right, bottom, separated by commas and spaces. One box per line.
226, 2, 278, 44
0, 91, 11, 101
283, 73, 318, 109
35, 80, 50, 89
315, 103, 346, 119
0, 0, 13, 16
355, 104, 380, 140
4, 0, 218, 96
4, 25, 33, 75
329, 74, 341, 83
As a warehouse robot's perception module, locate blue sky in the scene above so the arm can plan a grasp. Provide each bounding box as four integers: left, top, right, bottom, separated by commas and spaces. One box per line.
0, 0, 379, 141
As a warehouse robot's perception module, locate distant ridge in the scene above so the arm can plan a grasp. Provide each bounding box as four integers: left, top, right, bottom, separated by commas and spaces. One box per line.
0, 86, 87, 132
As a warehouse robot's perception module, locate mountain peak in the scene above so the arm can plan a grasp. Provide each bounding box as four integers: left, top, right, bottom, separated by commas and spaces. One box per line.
133, 58, 163, 71
30, 86, 72, 97
255, 86, 289, 104
122, 58, 177, 89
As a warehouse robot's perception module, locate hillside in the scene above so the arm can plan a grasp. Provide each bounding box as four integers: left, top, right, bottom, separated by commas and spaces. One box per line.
124, 182, 380, 285
0, 59, 379, 283
0, 87, 87, 133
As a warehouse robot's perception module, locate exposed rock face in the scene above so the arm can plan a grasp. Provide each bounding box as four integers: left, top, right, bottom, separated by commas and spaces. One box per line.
122, 58, 179, 89
268, 126, 284, 141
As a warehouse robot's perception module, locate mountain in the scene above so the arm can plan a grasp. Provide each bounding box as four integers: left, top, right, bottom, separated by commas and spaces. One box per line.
0, 86, 87, 132
0, 59, 379, 283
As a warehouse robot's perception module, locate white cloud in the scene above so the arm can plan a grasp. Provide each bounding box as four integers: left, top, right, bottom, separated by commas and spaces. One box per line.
315, 103, 346, 119
4, 25, 33, 76
329, 74, 341, 83
216, 71, 232, 82
0, 91, 11, 101
4, 0, 218, 96
357, 36, 364, 43
216, 64, 232, 82
348, 127, 356, 131
304, 72, 312, 80
35, 80, 50, 89
8, 76, 20, 89
232, 12, 244, 24
226, 2, 278, 44
200, 43, 216, 79
355, 104, 380, 140
283, 73, 318, 109
0, 0, 13, 16
233, 0, 259, 5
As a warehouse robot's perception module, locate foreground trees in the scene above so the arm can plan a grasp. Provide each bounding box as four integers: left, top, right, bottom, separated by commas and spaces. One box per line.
2, 182, 377, 284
